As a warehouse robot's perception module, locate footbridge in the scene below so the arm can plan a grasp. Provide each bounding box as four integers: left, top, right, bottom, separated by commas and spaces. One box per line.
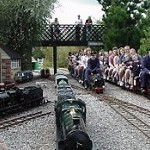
41, 24, 105, 74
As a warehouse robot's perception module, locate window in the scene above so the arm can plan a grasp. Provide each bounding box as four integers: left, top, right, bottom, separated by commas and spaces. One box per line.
11, 59, 20, 69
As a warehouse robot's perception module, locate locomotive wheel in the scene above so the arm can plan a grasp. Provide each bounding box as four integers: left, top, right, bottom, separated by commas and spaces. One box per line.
95, 89, 103, 94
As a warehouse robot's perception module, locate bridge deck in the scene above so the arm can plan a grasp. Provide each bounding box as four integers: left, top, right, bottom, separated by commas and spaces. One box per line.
41, 24, 105, 46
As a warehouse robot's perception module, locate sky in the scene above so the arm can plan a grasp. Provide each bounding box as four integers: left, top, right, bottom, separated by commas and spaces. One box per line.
51, 0, 104, 24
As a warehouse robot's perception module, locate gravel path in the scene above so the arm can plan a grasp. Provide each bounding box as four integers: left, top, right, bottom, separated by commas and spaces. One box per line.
105, 83, 150, 110
0, 70, 150, 150
0, 78, 57, 150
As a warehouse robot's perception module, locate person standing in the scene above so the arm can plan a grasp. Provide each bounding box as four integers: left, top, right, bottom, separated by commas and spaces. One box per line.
51, 18, 60, 39
85, 16, 93, 40
75, 15, 83, 41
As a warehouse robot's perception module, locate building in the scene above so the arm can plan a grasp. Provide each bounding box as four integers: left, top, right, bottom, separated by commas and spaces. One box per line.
0, 44, 22, 83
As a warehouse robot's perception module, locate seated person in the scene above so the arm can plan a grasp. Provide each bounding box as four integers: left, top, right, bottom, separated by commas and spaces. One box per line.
84, 52, 100, 88
140, 49, 150, 92
107, 47, 118, 80
128, 48, 141, 89
103, 51, 109, 79
118, 45, 131, 86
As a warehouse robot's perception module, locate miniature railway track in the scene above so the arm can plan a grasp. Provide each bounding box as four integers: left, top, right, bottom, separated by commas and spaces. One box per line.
0, 111, 51, 129
71, 82, 150, 140
71, 84, 84, 90
100, 95, 150, 116
98, 94, 150, 140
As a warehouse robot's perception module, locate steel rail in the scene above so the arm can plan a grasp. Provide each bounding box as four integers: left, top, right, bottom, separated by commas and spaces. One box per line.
0, 111, 51, 129
70, 81, 150, 139
102, 97, 150, 139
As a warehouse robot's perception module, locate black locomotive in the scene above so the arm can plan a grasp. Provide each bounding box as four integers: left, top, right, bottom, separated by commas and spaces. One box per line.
40, 68, 50, 78
54, 73, 92, 150
0, 86, 44, 115
69, 63, 105, 93
84, 73, 105, 94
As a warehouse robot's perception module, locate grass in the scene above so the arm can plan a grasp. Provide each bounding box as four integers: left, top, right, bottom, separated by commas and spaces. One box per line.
42, 46, 85, 68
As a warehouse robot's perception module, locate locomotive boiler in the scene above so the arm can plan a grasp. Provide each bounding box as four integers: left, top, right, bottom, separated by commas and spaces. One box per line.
55, 73, 93, 150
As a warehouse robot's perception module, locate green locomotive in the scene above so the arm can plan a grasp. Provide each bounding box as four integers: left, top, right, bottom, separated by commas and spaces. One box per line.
55, 73, 92, 150
55, 98, 92, 150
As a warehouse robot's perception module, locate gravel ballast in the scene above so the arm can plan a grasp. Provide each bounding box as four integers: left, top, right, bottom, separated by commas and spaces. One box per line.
0, 72, 150, 150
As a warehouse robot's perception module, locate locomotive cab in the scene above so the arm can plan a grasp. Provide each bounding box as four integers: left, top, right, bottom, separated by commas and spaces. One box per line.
55, 74, 68, 88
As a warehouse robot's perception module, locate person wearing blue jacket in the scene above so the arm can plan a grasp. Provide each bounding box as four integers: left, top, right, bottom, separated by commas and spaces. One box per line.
84, 52, 100, 88
140, 49, 150, 92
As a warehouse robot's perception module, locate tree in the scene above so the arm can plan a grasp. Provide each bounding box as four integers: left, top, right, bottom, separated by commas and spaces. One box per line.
97, 0, 150, 50
138, 9, 150, 55
32, 47, 45, 60
0, 0, 57, 70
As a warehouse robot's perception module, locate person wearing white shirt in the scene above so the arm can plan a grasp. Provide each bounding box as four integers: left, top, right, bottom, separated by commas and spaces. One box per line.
75, 15, 83, 25
75, 15, 83, 41
81, 48, 92, 82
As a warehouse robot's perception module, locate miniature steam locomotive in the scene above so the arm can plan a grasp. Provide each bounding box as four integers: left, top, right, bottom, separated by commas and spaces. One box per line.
0, 86, 44, 115
86, 73, 105, 94
54, 73, 93, 150
40, 68, 50, 78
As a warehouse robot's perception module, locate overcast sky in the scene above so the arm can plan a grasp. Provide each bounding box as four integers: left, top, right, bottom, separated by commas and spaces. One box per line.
51, 0, 104, 24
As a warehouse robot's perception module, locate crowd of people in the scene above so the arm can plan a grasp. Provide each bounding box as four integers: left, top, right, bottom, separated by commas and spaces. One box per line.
68, 46, 150, 92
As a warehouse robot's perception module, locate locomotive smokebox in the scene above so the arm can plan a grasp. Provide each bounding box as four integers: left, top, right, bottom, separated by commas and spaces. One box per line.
65, 130, 92, 150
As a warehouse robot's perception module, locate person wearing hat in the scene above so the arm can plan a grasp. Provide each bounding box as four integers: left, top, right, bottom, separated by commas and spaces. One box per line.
140, 49, 150, 93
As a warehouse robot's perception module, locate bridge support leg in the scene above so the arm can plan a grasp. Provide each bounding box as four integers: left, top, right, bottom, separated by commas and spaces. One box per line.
53, 46, 57, 75
0, 53, 2, 82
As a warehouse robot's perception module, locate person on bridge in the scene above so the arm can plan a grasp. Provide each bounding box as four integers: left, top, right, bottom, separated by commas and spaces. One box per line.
51, 18, 60, 39
85, 16, 93, 40
140, 49, 150, 93
75, 15, 83, 41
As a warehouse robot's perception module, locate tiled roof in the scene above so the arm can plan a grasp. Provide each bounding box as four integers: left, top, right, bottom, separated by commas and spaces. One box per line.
0, 44, 22, 59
